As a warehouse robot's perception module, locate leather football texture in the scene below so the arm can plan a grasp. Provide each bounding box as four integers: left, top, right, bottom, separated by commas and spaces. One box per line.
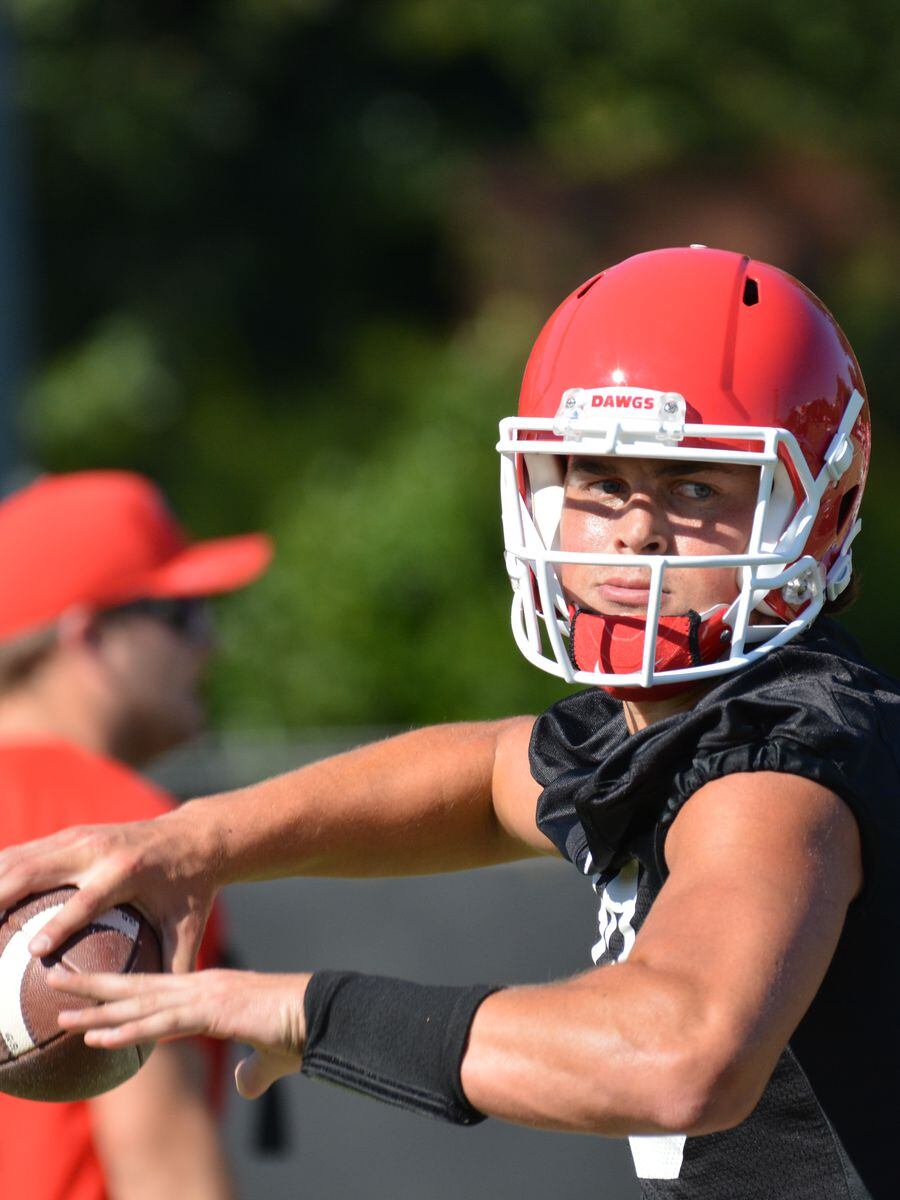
0, 887, 161, 1101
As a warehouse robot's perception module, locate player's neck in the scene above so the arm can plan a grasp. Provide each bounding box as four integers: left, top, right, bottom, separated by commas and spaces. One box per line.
0, 676, 114, 760
622, 684, 710, 733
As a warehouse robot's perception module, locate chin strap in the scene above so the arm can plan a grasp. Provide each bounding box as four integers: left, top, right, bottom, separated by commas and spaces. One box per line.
568, 605, 731, 700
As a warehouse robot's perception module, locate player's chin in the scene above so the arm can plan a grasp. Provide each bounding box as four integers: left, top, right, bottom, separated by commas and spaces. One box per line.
158, 703, 206, 751
178, 708, 206, 741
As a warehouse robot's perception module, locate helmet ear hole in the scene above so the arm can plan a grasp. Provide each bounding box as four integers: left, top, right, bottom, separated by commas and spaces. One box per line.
837, 484, 860, 535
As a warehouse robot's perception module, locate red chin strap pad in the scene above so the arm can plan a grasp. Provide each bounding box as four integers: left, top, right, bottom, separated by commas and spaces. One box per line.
568, 606, 731, 700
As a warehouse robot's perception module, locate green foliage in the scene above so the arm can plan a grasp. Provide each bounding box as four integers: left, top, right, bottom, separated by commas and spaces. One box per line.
7, 0, 899, 727
24, 316, 180, 460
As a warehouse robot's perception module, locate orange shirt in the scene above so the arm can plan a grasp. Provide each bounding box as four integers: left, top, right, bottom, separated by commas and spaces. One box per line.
0, 740, 226, 1200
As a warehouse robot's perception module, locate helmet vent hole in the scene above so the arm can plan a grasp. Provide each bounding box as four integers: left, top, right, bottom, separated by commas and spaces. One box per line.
577, 272, 604, 299
742, 277, 759, 306
837, 484, 859, 534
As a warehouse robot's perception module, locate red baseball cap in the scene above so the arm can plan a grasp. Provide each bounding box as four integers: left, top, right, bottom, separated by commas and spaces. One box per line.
0, 470, 273, 641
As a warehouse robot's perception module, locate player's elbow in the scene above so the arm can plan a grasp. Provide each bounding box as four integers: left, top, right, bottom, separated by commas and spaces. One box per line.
654, 1069, 759, 1137
573, 1025, 764, 1136
652, 1029, 768, 1136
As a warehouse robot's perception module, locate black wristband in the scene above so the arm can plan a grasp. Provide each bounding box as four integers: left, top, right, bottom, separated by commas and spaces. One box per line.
300, 970, 501, 1125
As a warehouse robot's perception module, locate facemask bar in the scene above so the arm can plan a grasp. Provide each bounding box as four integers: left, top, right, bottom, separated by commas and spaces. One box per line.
520, 549, 823, 687
497, 389, 863, 688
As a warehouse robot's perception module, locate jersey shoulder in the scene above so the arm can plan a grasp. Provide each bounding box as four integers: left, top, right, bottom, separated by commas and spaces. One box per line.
681, 617, 900, 800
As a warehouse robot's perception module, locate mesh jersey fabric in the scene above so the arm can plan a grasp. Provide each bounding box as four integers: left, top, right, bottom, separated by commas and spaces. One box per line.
531, 619, 897, 1200
0, 740, 227, 1200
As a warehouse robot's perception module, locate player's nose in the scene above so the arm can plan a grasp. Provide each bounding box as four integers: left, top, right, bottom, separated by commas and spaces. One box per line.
613, 497, 670, 556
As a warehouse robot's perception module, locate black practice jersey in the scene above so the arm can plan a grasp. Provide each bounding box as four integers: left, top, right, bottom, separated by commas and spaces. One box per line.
531, 619, 900, 1200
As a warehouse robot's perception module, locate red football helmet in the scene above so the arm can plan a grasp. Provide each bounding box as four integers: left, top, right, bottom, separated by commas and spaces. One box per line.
497, 246, 870, 695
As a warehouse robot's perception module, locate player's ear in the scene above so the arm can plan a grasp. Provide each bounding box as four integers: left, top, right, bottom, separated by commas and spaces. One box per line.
56, 605, 103, 652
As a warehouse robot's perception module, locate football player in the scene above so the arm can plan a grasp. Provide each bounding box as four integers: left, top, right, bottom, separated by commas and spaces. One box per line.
0, 471, 271, 1200
2, 248, 892, 1199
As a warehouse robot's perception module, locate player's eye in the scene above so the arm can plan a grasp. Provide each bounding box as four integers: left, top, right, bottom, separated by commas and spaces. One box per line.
568, 469, 626, 495
675, 480, 716, 500
566, 465, 623, 496
589, 478, 625, 495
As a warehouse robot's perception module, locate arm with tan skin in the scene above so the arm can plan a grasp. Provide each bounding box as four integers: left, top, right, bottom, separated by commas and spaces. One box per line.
0, 718, 550, 970
54, 772, 861, 1133
91, 1042, 234, 1200
460, 772, 862, 1134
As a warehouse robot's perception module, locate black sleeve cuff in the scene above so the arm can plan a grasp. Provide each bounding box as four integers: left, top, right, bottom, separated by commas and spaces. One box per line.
301, 970, 502, 1125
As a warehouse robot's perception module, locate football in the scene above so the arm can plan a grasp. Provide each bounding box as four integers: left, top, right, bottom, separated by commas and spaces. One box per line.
0, 887, 162, 1101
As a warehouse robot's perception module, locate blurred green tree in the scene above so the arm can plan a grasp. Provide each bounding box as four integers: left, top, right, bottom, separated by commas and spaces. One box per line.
7, 0, 899, 726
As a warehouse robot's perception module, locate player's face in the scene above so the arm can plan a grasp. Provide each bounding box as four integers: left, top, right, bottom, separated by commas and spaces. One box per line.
559, 456, 759, 617
98, 601, 214, 763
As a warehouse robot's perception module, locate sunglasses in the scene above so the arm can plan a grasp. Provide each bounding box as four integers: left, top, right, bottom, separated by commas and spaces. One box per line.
104, 597, 213, 641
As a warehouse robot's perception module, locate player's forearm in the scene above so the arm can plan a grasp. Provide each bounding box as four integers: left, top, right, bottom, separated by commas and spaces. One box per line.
93, 1045, 235, 1200
180, 720, 533, 888
101, 1114, 234, 1200
460, 965, 758, 1137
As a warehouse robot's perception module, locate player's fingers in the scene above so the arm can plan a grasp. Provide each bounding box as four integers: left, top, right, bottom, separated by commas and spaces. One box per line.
55, 981, 186, 1032
0, 827, 79, 879
0, 826, 115, 911
166, 909, 208, 975
234, 1049, 299, 1099
57, 994, 172, 1031
81, 1007, 206, 1049
47, 969, 152, 1002
50, 965, 239, 1001
27, 884, 123, 957
0, 859, 77, 915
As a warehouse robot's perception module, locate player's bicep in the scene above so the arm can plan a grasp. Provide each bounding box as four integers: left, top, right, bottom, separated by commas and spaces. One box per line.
491, 717, 556, 856
630, 772, 862, 1090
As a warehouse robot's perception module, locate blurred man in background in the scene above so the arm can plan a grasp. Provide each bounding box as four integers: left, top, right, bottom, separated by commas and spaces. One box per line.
0, 469, 272, 1200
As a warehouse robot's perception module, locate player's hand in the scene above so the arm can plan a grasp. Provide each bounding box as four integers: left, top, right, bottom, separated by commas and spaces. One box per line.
0, 806, 220, 973
50, 967, 310, 1098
